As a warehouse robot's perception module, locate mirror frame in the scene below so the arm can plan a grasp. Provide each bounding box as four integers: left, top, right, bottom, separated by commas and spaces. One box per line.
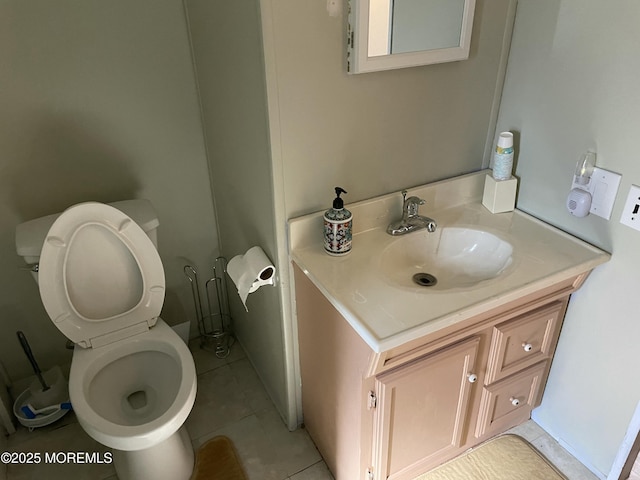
347, 0, 476, 74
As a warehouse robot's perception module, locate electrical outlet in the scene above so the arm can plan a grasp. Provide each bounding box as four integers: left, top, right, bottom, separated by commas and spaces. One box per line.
620, 185, 640, 232
571, 167, 621, 220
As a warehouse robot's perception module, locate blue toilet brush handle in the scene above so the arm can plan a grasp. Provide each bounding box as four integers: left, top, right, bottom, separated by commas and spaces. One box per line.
16, 331, 49, 391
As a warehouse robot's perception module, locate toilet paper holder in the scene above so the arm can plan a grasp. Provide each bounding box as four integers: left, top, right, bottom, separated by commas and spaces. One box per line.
227, 246, 277, 310
183, 257, 234, 359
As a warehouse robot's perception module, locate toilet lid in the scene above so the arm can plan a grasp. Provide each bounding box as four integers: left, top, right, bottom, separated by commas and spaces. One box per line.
38, 202, 165, 348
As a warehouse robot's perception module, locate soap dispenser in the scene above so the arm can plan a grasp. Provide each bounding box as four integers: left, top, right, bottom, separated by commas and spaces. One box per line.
324, 187, 352, 256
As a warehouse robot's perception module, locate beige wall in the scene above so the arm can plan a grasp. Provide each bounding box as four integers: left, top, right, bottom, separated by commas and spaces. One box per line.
496, 1, 640, 476
265, 0, 516, 219
0, 1, 217, 379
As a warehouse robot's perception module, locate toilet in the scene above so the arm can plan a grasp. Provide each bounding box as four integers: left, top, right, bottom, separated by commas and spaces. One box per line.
15, 200, 197, 480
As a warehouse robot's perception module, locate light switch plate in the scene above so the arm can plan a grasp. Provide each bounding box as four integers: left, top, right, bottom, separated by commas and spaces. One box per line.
572, 167, 622, 220
620, 185, 640, 232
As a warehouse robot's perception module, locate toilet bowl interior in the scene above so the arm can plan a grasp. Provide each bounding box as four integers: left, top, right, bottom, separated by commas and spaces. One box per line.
86, 349, 180, 427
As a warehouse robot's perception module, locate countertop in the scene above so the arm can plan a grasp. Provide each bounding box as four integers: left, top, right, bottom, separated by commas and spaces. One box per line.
289, 172, 610, 353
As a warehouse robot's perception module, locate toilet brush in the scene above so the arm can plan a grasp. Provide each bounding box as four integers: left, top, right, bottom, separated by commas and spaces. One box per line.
16, 331, 68, 409
16, 331, 48, 390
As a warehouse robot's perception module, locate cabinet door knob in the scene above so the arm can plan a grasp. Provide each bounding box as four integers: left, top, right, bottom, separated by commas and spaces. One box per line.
467, 373, 478, 383
510, 396, 521, 406
522, 343, 533, 352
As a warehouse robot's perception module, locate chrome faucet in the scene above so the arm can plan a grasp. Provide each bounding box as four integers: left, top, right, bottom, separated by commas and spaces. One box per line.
386, 190, 437, 236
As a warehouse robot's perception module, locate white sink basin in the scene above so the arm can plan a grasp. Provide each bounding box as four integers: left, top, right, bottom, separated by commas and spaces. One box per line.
380, 227, 514, 290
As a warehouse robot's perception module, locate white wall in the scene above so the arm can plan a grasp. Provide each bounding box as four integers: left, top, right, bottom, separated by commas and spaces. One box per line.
184, 0, 289, 421
495, 1, 640, 476
0, 1, 218, 380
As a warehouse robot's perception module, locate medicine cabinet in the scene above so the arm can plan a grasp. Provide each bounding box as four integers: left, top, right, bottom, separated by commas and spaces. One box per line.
347, 0, 476, 74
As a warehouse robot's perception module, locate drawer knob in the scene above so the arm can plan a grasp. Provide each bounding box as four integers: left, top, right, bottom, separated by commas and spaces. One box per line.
510, 396, 521, 407
522, 343, 533, 352
467, 373, 478, 383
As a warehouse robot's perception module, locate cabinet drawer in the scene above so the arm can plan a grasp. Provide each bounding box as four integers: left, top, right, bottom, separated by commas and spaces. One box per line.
475, 361, 547, 438
486, 301, 564, 383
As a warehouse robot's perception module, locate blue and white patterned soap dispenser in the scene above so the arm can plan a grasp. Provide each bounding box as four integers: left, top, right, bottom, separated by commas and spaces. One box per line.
324, 187, 352, 256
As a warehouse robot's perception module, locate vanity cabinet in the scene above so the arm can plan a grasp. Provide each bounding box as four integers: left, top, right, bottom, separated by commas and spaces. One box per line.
372, 337, 480, 479
294, 264, 577, 480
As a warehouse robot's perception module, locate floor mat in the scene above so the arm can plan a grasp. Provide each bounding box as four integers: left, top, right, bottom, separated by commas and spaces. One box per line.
191, 435, 247, 480
414, 434, 567, 480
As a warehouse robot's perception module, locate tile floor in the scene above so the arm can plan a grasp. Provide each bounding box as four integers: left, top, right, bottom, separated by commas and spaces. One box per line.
2, 339, 597, 480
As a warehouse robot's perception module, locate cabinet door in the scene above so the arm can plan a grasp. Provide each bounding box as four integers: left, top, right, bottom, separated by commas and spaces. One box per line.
371, 337, 480, 480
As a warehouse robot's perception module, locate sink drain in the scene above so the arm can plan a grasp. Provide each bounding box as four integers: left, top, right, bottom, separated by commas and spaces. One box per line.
412, 273, 438, 287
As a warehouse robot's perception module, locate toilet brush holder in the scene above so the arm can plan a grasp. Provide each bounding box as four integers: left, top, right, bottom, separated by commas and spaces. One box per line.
13, 388, 70, 431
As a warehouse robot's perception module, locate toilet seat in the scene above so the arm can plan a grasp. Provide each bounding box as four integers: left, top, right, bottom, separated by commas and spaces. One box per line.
38, 202, 165, 348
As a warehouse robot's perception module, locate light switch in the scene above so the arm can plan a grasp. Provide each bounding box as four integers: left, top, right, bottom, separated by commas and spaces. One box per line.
620, 185, 640, 232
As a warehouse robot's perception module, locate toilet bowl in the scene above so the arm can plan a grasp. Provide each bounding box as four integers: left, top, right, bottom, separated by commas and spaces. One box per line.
71, 319, 196, 479
70, 320, 196, 450
15, 201, 197, 480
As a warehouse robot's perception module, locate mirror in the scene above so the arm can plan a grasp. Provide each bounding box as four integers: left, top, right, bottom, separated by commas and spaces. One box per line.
347, 0, 476, 74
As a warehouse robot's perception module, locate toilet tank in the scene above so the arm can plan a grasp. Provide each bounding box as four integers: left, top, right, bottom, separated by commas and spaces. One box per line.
15, 199, 160, 267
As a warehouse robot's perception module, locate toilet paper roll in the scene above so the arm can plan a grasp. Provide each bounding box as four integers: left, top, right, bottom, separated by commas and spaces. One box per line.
227, 246, 276, 311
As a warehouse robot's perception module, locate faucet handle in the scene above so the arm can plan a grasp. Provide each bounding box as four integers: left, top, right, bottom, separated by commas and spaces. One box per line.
399, 192, 426, 217
406, 197, 425, 217
401, 190, 425, 206
405, 195, 426, 207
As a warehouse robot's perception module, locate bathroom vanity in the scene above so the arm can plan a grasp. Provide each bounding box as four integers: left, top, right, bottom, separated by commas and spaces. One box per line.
289, 171, 609, 480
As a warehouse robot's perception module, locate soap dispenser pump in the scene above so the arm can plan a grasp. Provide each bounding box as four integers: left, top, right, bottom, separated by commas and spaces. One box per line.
324, 187, 352, 256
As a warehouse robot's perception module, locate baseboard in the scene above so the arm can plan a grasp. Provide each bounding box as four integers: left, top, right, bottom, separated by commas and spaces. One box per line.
531, 410, 607, 479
